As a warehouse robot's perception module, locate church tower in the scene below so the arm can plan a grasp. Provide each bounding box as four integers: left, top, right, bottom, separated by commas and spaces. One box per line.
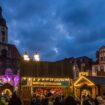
0, 6, 8, 43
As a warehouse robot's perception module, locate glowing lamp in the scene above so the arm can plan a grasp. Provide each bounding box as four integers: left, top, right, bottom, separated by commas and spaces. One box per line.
34, 53, 40, 61
23, 52, 30, 61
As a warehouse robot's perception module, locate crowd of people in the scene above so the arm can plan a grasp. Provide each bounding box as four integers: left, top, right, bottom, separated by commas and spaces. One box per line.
0, 92, 105, 105
0, 92, 22, 105
30, 93, 105, 105
30, 94, 79, 105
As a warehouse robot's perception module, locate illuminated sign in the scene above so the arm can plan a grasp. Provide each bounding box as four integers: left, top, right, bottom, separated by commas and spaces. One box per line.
32, 81, 69, 87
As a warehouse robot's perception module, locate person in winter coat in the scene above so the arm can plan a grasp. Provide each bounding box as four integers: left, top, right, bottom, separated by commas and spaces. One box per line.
8, 92, 22, 105
0, 96, 8, 105
48, 98, 54, 105
53, 97, 60, 105
31, 95, 41, 105
41, 97, 48, 105
94, 96, 99, 105
97, 96, 105, 105
65, 96, 77, 105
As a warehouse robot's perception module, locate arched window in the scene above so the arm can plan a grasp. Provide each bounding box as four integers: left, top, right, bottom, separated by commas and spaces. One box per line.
1, 49, 8, 57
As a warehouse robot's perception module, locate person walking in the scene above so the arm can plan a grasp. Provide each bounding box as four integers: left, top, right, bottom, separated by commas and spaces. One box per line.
8, 92, 22, 105
0, 96, 8, 105
31, 95, 41, 105
65, 96, 77, 105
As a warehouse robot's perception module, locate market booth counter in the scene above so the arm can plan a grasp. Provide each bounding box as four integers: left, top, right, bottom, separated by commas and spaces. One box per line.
21, 77, 71, 98
21, 60, 74, 104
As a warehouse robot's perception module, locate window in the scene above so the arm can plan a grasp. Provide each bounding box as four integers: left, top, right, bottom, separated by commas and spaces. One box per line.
2, 36, 5, 42
100, 57, 104, 61
100, 66, 104, 71
1, 31, 5, 35
98, 69, 100, 72
1, 49, 8, 57
97, 66, 100, 72
95, 67, 98, 71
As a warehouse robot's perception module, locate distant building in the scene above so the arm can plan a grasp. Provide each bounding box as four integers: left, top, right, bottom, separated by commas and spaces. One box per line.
92, 46, 105, 76
74, 46, 105, 99
60, 56, 93, 79
0, 6, 21, 95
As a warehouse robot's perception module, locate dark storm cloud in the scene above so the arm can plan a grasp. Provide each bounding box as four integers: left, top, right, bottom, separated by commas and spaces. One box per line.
62, 9, 90, 26
1, 0, 105, 61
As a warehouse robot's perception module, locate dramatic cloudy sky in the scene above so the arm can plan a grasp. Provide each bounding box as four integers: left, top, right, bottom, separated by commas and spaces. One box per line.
0, 0, 105, 61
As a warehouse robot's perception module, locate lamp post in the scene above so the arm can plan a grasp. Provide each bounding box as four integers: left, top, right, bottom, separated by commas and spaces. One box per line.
23, 52, 30, 61
33, 53, 40, 61
33, 53, 40, 77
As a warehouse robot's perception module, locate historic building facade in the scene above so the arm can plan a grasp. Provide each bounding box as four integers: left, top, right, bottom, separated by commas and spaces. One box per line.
61, 56, 93, 79
92, 46, 105, 76
74, 46, 105, 99
0, 6, 21, 95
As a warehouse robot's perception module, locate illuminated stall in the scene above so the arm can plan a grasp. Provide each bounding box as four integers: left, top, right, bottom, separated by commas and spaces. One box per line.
0, 68, 20, 96
74, 76, 105, 99
21, 77, 70, 96
21, 60, 74, 103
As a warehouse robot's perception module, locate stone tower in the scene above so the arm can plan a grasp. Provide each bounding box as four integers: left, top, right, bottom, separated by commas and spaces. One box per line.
0, 6, 8, 43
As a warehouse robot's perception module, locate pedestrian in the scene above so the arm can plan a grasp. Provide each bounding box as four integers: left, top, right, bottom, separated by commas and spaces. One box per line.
0, 96, 8, 105
53, 97, 60, 105
8, 92, 22, 105
31, 95, 41, 105
97, 94, 105, 105
41, 97, 48, 105
83, 95, 95, 105
65, 96, 77, 105
94, 95, 99, 105
48, 97, 54, 105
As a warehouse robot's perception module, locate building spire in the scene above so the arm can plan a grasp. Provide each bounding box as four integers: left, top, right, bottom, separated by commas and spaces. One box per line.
0, 6, 7, 27
0, 6, 8, 43
0, 6, 2, 17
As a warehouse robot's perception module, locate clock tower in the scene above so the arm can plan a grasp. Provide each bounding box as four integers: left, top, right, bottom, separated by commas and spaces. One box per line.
0, 6, 8, 43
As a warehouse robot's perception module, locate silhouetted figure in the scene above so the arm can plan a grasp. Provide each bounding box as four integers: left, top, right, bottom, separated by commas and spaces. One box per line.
41, 98, 48, 105
83, 95, 95, 105
53, 97, 60, 105
8, 92, 21, 105
94, 96, 99, 105
65, 96, 77, 105
31, 95, 41, 105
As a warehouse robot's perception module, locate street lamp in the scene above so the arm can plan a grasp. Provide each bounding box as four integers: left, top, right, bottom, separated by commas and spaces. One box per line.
23, 52, 30, 61
33, 53, 40, 61
33, 53, 40, 77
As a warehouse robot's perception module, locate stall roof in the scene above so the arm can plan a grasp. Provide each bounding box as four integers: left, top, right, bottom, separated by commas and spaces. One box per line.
86, 76, 105, 85
21, 60, 73, 78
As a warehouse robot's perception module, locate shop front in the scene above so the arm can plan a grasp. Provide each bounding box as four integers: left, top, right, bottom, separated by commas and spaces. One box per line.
74, 76, 96, 99
74, 76, 105, 99
21, 77, 71, 104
